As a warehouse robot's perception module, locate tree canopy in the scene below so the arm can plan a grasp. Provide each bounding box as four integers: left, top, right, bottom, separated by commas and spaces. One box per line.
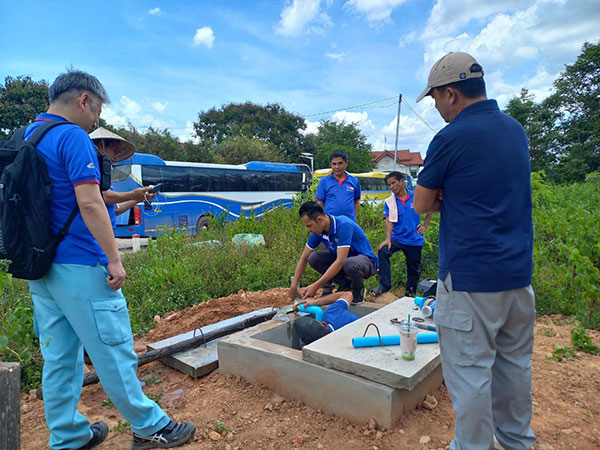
504, 41, 600, 182
311, 120, 374, 173
192, 102, 310, 162
0, 76, 49, 139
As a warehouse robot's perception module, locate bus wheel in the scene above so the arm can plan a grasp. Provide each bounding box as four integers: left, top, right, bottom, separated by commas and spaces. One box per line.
196, 216, 209, 233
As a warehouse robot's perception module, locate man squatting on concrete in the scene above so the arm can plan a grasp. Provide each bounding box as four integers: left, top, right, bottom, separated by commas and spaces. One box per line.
288, 201, 377, 304
26, 69, 195, 450
372, 171, 432, 297
413, 52, 536, 450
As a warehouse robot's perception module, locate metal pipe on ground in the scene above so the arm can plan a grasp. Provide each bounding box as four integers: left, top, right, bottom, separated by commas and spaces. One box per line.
36, 307, 277, 399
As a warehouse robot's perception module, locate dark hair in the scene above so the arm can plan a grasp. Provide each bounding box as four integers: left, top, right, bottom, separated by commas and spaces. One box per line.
328, 151, 348, 163
385, 171, 405, 184
294, 316, 329, 346
299, 201, 325, 221
435, 77, 486, 99
49, 68, 110, 105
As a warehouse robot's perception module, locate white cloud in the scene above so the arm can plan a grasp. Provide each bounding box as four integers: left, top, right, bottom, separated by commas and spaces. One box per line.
326, 51, 346, 59
193, 27, 215, 48
417, 0, 600, 109
302, 119, 321, 136
152, 102, 168, 113
148, 7, 161, 15
331, 110, 376, 137
344, 0, 409, 25
120, 96, 142, 117
398, 30, 416, 47
276, 0, 331, 36
373, 103, 443, 156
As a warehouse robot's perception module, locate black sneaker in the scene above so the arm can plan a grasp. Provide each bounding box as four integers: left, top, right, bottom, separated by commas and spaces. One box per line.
352, 288, 365, 303
132, 420, 196, 449
371, 285, 389, 297
77, 421, 108, 450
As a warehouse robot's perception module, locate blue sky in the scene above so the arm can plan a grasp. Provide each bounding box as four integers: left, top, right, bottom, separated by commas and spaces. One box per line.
1, 0, 599, 155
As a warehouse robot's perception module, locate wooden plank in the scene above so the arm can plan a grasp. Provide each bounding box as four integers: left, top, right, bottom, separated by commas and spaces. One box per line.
0, 362, 20, 450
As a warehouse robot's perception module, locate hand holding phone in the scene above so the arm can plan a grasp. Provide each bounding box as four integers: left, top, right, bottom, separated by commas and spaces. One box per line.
148, 183, 162, 194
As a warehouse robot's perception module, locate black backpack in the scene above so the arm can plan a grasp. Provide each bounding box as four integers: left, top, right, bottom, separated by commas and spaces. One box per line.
0, 121, 79, 280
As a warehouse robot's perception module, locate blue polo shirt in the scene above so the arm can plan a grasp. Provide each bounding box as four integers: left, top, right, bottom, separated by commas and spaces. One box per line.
306, 214, 378, 267
323, 299, 358, 331
316, 172, 361, 221
383, 190, 423, 246
417, 100, 533, 292
24, 113, 109, 266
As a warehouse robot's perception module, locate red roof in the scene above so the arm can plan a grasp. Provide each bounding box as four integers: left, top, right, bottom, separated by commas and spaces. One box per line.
371, 150, 423, 166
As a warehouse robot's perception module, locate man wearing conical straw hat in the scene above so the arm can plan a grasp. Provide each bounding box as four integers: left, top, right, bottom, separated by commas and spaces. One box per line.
89, 127, 158, 226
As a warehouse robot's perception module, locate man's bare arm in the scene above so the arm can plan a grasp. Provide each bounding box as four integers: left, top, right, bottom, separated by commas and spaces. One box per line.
414, 184, 441, 214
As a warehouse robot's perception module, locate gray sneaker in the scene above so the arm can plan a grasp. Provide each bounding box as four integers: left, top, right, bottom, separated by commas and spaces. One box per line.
132, 420, 196, 449
77, 422, 108, 450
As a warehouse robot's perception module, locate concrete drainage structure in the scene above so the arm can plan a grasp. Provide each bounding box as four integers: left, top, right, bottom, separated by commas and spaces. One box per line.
218, 297, 443, 429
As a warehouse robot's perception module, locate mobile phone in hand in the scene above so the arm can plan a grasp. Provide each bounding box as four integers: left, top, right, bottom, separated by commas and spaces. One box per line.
148, 183, 162, 194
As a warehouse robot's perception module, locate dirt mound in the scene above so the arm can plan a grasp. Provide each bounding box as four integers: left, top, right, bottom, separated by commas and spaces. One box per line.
20, 290, 600, 449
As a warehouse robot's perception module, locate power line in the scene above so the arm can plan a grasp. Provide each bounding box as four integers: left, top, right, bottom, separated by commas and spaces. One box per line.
302, 96, 397, 118
401, 97, 438, 134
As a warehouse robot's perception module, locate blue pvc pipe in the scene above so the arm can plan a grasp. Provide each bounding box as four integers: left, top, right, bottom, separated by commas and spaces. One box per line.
297, 303, 324, 322
352, 332, 438, 348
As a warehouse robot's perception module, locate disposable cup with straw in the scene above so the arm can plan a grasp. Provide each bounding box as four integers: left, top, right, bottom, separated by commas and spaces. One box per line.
399, 314, 419, 361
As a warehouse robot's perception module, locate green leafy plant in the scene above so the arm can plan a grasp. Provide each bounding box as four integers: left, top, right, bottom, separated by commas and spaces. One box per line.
146, 392, 163, 406
102, 398, 115, 409
571, 325, 600, 355
142, 375, 164, 386
112, 420, 130, 434
214, 419, 231, 434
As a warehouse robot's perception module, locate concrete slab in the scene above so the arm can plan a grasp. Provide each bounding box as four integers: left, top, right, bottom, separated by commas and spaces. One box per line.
147, 308, 275, 378
218, 318, 443, 429
303, 297, 439, 390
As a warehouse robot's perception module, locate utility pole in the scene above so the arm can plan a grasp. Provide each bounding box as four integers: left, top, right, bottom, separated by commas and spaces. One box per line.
393, 94, 402, 171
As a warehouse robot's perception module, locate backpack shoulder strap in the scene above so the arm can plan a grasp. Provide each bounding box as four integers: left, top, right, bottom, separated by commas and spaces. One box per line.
26, 120, 72, 147
11, 127, 27, 141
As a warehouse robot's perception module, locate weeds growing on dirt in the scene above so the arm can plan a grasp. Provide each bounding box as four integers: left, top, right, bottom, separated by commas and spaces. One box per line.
112, 420, 130, 434
142, 375, 164, 386
102, 398, 115, 409
550, 324, 600, 361
214, 420, 231, 434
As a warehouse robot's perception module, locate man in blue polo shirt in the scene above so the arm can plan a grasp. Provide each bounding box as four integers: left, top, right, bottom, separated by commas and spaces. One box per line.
288, 201, 377, 303
316, 150, 361, 221
414, 52, 535, 450
372, 171, 432, 297
293, 291, 358, 346
26, 69, 195, 450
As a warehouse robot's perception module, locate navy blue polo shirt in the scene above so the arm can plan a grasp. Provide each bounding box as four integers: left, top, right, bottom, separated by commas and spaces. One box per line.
417, 100, 533, 292
316, 172, 361, 220
323, 299, 358, 331
306, 214, 378, 267
24, 113, 109, 266
383, 190, 424, 246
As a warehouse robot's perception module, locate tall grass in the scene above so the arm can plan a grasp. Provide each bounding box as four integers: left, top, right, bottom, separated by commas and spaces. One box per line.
1, 173, 599, 389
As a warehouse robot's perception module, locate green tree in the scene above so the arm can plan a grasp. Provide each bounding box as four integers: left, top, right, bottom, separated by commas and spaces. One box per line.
0, 76, 49, 139
193, 102, 309, 161
114, 126, 187, 161
312, 120, 374, 172
213, 136, 283, 164
504, 88, 559, 173
551, 41, 600, 182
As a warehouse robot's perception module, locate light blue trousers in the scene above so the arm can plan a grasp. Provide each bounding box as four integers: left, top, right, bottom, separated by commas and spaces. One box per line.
435, 273, 536, 450
29, 263, 170, 449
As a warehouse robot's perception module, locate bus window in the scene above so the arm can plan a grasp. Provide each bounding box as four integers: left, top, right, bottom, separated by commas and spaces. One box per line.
111, 164, 131, 183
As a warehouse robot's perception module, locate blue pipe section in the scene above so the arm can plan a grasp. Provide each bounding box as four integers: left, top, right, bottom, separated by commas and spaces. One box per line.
352, 332, 438, 348
297, 303, 324, 322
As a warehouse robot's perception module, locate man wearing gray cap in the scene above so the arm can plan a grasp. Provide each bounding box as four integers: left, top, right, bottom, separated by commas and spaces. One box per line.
414, 52, 535, 450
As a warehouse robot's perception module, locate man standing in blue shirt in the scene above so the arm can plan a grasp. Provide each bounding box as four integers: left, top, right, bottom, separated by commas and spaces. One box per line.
288, 201, 377, 303
316, 151, 361, 221
372, 171, 432, 297
414, 52, 535, 450
26, 70, 195, 450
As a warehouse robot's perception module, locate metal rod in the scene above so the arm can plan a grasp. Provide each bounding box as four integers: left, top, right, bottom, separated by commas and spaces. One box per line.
393, 94, 402, 171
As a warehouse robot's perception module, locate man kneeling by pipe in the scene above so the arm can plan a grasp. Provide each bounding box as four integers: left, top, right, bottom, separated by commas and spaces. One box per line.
293, 291, 359, 346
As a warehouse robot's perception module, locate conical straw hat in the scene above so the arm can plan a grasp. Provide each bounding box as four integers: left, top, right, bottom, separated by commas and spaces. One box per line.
89, 127, 135, 163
